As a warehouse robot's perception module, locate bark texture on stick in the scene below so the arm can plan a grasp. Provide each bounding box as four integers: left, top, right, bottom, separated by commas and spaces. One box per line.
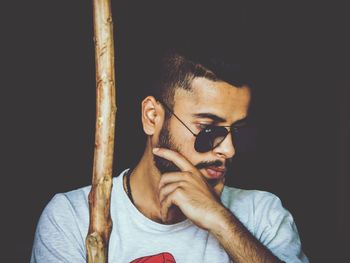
86, 0, 116, 262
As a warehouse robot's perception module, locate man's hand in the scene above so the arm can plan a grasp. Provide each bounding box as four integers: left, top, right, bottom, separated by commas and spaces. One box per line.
153, 147, 227, 230
153, 147, 284, 263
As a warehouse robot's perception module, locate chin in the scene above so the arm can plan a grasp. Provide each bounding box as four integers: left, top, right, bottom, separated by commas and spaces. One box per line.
207, 177, 223, 188
201, 169, 224, 187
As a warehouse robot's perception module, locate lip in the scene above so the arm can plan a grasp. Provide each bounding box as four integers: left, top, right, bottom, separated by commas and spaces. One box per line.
205, 166, 226, 179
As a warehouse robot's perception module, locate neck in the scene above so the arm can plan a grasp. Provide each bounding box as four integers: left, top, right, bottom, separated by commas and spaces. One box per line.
128, 146, 186, 224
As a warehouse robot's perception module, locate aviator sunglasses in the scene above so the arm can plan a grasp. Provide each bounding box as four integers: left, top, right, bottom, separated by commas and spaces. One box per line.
159, 100, 243, 153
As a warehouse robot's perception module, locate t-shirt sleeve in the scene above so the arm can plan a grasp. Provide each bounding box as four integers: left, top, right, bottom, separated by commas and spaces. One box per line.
253, 192, 309, 263
30, 193, 86, 263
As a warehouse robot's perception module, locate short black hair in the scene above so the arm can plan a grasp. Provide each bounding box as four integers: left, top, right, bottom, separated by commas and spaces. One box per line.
151, 48, 252, 110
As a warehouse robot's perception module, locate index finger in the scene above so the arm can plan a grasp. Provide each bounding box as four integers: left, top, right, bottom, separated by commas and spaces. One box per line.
152, 147, 194, 172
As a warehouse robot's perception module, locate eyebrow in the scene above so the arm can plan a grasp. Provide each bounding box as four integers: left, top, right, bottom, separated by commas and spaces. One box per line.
192, 113, 226, 123
232, 117, 248, 127
192, 113, 248, 126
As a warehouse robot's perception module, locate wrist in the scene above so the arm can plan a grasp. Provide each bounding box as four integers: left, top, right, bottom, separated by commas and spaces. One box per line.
206, 204, 233, 235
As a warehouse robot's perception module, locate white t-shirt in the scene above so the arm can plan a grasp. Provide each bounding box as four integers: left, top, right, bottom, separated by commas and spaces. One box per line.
31, 169, 309, 263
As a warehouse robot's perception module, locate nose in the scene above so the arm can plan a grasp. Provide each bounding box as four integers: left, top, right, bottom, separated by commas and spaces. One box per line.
213, 133, 235, 159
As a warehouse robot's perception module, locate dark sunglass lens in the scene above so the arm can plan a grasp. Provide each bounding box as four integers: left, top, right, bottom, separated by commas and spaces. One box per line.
212, 126, 229, 148
195, 132, 212, 152
194, 126, 229, 152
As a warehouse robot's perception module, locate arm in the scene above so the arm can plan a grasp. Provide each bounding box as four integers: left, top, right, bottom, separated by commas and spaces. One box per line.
153, 148, 307, 263
209, 205, 282, 263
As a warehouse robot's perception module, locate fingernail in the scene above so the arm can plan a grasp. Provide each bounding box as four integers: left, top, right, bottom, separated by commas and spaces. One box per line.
153, 147, 160, 153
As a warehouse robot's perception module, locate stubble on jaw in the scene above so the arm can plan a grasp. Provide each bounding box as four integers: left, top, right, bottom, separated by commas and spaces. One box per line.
153, 118, 182, 174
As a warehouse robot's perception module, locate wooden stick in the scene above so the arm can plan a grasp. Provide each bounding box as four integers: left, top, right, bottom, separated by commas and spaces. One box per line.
86, 0, 116, 262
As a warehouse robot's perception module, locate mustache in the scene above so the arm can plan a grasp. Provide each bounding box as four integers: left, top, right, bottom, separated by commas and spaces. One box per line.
195, 160, 224, 170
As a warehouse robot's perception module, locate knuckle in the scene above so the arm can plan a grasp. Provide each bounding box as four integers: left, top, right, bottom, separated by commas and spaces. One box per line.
183, 171, 192, 178
173, 151, 182, 158
174, 188, 184, 198
177, 181, 186, 188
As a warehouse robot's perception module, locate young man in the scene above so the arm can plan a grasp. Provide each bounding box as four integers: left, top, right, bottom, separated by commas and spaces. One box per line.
31, 50, 309, 262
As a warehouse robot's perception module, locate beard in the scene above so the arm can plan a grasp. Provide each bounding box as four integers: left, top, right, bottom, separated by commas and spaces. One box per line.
154, 119, 182, 174
153, 119, 232, 175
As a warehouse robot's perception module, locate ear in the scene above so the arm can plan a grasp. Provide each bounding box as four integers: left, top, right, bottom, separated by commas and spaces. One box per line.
141, 96, 164, 135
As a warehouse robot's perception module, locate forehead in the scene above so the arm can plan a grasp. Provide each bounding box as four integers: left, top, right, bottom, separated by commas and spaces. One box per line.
173, 77, 251, 123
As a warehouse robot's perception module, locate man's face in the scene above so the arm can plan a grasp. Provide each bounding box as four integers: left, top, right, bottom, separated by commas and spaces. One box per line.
154, 77, 251, 185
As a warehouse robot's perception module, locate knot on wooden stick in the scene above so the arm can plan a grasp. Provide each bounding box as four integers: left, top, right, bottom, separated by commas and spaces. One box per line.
86, 232, 105, 248
86, 232, 109, 262
98, 175, 112, 186
106, 16, 112, 24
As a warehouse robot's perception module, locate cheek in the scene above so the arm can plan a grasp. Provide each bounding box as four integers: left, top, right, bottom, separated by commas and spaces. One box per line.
175, 135, 193, 153
173, 133, 195, 156
169, 122, 194, 149
170, 122, 204, 163
175, 136, 206, 165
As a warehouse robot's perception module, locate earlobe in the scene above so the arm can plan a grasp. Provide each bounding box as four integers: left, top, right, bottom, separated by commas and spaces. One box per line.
141, 96, 163, 135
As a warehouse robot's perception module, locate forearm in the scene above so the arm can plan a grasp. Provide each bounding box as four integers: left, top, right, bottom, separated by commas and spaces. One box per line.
209, 206, 283, 263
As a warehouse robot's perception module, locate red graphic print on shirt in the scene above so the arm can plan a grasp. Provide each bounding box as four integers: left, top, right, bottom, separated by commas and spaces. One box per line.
130, 252, 176, 263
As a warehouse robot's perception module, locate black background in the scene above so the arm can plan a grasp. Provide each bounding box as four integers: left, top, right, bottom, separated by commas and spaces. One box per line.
1, 1, 348, 262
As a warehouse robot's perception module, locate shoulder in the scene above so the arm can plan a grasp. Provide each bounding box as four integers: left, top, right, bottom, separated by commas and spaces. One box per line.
221, 186, 283, 215
38, 172, 125, 230
37, 184, 92, 238
43, 174, 123, 224
31, 174, 125, 262
31, 186, 92, 262
53, 184, 91, 215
